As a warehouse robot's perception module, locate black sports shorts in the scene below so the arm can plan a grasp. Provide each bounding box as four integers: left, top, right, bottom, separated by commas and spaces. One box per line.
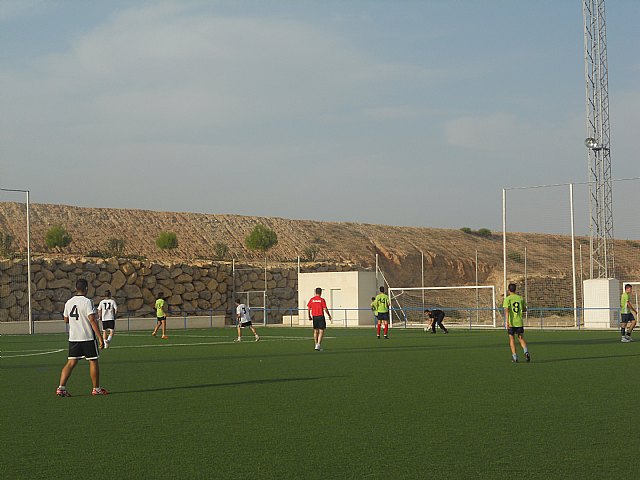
312, 316, 327, 330
377, 312, 390, 321
102, 320, 115, 330
621, 313, 635, 324
507, 326, 525, 336
157, 316, 166, 322
68, 340, 99, 360
239, 321, 253, 328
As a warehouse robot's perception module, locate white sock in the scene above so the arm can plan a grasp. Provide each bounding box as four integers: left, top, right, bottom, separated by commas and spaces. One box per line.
107, 335, 113, 342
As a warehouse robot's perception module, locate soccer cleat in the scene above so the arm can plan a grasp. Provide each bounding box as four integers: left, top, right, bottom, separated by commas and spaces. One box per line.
161, 335, 169, 339
626, 336, 634, 342
92, 388, 109, 396
512, 358, 518, 363
104, 340, 110, 349
525, 352, 531, 362
234, 338, 242, 342
56, 387, 71, 397
151, 332, 157, 337
384, 335, 389, 339
621, 336, 631, 343
377, 335, 380, 339
255, 336, 260, 342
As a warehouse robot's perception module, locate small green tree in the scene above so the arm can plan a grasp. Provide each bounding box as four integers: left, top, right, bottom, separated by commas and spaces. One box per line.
303, 245, 320, 262
45, 225, 72, 250
213, 241, 229, 260
105, 237, 126, 257
156, 232, 178, 251
460, 227, 472, 234
476, 228, 492, 238
0, 232, 14, 258
245, 224, 278, 253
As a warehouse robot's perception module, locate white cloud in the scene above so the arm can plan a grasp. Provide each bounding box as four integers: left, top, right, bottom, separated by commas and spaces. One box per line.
1, 2, 441, 149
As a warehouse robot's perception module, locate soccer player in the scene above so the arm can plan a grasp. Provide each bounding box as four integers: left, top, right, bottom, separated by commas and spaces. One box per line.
152, 296, 169, 339
503, 283, 530, 363
620, 284, 637, 343
371, 296, 378, 325
307, 287, 332, 351
425, 309, 449, 334
98, 290, 118, 348
56, 279, 108, 397
374, 286, 391, 339
234, 299, 260, 342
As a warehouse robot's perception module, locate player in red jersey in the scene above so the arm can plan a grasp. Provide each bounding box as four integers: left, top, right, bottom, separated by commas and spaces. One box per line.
307, 287, 332, 351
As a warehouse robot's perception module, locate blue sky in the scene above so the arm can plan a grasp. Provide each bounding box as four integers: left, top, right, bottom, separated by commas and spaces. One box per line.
1, 1, 639, 235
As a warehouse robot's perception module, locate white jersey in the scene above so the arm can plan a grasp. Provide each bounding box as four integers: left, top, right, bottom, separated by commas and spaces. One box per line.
63, 295, 97, 342
236, 304, 252, 323
98, 298, 118, 321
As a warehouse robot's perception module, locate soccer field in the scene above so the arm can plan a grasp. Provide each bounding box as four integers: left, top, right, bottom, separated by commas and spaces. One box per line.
1, 328, 638, 479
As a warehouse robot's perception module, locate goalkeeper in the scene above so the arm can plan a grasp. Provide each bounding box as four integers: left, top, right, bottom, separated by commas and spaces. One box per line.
425, 309, 448, 334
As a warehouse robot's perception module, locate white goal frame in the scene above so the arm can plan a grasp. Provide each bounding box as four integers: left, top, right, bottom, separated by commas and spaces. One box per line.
235, 290, 267, 326
388, 285, 497, 328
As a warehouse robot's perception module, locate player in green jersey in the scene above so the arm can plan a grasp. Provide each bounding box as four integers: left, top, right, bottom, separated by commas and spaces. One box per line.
152, 296, 169, 339
503, 283, 530, 363
620, 284, 637, 343
374, 286, 391, 339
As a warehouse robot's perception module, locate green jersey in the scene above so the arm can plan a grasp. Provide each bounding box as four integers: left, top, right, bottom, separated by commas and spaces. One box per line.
155, 298, 166, 317
374, 293, 390, 313
503, 294, 526, 327
621, 292, 631, 314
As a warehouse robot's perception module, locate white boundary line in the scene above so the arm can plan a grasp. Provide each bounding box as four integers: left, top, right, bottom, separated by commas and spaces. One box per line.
0, 348, 64, 359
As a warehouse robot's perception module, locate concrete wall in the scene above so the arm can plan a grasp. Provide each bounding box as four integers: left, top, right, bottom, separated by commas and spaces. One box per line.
298, 271, 377, 326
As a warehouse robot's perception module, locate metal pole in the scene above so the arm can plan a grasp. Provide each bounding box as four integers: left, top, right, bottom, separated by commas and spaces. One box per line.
26, 190, 33, 335
502, 188, 507, 299
475, 249, 479, 325
421, 251, 425, 313
264, 255, 267, 325
524, 247, 528, 323
375, 253, 379, 287
570, 183, 579, 327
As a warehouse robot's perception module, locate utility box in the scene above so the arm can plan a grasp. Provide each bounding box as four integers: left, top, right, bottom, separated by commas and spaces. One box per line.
583, 278, 619, 329
298, 271, 378, 327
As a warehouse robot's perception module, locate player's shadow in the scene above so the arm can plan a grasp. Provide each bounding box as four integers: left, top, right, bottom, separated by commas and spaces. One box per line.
112, 375, 345, 395
534, 352, 640, 364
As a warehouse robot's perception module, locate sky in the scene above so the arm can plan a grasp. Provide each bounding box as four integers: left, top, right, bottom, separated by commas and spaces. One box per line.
1, 0, 639, 235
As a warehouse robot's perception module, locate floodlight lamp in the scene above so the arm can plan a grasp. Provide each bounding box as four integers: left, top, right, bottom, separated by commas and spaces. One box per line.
584, 137, 598, 149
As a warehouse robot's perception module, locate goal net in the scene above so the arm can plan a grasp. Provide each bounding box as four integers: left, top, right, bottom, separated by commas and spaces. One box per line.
388, 286, 496, 328
235, 290, 266, 326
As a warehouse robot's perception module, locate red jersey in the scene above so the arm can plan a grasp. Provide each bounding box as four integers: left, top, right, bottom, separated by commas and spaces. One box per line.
307, 296, 327, 317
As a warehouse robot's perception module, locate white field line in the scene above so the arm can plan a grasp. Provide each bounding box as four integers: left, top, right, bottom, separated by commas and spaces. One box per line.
0, 348, 64, 358
0, 336, 336, 357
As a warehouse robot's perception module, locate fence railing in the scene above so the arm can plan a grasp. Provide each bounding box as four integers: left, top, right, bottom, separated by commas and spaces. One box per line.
5, 306, 629, 332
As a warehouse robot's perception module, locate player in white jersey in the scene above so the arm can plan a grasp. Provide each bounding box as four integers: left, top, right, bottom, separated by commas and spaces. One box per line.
56, 279, 108, 397
234, 299, 260, 342
98, 290, 118, 348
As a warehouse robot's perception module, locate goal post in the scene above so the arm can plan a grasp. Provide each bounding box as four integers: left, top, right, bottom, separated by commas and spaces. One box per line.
235, 290, 267, 326
388, 285, 497, 328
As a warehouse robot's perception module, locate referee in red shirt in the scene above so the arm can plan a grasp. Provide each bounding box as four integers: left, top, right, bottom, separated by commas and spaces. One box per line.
307, 287, 332, 351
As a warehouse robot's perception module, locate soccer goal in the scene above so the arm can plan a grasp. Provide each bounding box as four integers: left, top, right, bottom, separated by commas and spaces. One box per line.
388, 285, 497, 328
235, 290, 267, 326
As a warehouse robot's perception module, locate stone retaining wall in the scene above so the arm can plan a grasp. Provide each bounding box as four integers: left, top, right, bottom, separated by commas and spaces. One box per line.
0, 257, 356, 322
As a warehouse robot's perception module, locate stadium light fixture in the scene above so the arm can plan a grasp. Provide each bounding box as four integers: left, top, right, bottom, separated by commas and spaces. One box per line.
584, 137, 609, 151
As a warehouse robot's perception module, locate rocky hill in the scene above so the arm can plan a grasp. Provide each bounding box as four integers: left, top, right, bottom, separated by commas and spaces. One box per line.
2, 202, 640, 299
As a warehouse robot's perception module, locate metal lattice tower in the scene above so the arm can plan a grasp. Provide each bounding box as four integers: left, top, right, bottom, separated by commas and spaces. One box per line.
583, 0, 614, 279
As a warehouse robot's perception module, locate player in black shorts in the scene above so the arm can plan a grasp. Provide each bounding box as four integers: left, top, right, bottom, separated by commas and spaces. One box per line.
425, 309, 448, 334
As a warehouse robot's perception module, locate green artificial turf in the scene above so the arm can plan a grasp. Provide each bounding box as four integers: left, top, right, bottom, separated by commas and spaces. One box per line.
1, 328, 638, 479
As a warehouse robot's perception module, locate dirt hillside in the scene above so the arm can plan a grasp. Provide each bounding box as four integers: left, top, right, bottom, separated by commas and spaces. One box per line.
1, 202, 639, 293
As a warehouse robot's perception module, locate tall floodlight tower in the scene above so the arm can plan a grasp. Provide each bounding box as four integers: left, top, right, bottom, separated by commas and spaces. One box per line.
583, 0, 614, 279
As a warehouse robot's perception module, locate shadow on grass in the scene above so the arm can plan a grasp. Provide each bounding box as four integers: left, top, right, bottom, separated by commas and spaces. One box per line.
533, 352, 640, 364
111, 375, 345, 395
